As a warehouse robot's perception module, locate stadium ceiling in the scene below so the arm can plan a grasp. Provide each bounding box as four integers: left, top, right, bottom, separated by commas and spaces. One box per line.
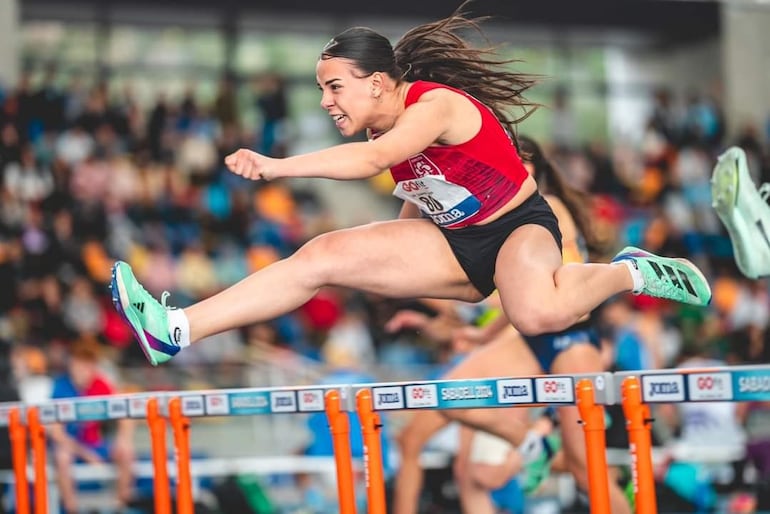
21, 0, 720, 47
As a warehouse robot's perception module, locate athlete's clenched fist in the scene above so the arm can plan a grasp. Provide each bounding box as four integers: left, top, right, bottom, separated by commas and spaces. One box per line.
224, 149, 276, 181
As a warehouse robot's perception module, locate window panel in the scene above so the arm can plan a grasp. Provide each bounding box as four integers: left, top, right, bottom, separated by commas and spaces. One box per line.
234, 33, 327, 75
21, 21, 98, 65
107, 26, 225, 69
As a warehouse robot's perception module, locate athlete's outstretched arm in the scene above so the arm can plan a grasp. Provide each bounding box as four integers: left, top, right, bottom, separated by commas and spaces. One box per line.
224, 92, 453, 182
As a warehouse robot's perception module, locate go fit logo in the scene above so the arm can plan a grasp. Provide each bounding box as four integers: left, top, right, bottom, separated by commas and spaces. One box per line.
298, 390, 324, 412
399, 180, 427, 193
406, 384, 438, 408
687, 372, 732, 401
535, 377, 574, 403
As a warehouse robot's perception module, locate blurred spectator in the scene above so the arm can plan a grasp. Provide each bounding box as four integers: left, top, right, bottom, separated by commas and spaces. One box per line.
61, 275, 103, 336
254, 73, 289, 157
549, 85, 578, 152
146, 94, 170, 162
34, 66, 66, 134
12, 344, 53, 404
55, 123, 95, 169
682, 89, 724, 148
3, 143, 54, 203
0, 229, 21, 315
649, 87, 681, 145
0, 122, 21, 171
213, 75, 240, 131
175, 130, 218, 182
48, 337, 135, 513
599, 296, 664, 371
744, 398, 770, 508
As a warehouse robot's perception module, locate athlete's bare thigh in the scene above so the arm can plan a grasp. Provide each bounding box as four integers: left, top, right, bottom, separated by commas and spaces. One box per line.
313, 218, 482, 301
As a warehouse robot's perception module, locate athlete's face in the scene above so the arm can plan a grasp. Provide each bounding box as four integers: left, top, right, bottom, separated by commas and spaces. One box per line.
316, 57, 378, 137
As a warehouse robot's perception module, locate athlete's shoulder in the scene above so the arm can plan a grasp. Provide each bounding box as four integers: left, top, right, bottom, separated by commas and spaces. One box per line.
406, 80, 466, 105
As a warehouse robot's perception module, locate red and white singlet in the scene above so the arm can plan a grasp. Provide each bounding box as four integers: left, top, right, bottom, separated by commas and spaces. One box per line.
386, 80, 529, 228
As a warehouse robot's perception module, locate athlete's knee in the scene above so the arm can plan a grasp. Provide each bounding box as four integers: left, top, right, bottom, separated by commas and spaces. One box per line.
112, 443, 134, 465
510, 307, 574, 336
53, 446, 75, 470
396, 426, 423, 459
291, 231, 346, 285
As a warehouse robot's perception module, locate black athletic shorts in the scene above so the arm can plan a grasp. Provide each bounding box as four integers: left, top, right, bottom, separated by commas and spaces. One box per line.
439, 192, 562, 297
522, 318, 601, 373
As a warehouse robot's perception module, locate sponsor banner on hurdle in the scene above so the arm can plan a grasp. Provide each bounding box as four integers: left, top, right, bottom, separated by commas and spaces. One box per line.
39, 403, 58, 423
108, 398, 129, 419
129, 396, 150, 418
368, 376, 578, 411
372, 386, 405, 410
225, 391, 272, 415
14, 394, 142, 424
73, 400, 111, 421
405, 384, 439, 409
688, 372, 733, 401
535, 377, 575, 403
198, 386, 346, 416
641, 374, 686, 403
297, 389, 325, 412
422, 379, 497, 409
636, 367, 770, 403
733, 369, 770, 401
181, 395, 206, 416
0, 403, 22, 426
270, 391, 297, 413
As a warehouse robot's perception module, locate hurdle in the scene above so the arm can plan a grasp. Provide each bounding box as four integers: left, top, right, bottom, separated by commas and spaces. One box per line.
2, 373, 617, 514
617, 364, 770, 514
7, 366, 770, 513
1, 385, 353, 514
350, 372, 615, 514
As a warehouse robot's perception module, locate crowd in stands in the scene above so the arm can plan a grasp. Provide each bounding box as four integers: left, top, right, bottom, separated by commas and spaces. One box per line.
1, 67, 770, 512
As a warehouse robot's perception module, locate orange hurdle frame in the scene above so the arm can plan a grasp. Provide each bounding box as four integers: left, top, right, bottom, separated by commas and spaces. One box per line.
147, 398, 172, 514
575, 379, 611, 514
355, 389, 386, 514
27, 407, 47, 514
9, 407, 30, 514
169, 397, 194, 514
325, 390, 357, 514
621, 376, 657, 514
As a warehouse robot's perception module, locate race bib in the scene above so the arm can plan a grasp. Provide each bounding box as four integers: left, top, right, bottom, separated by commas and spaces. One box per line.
393, 175, 481, 227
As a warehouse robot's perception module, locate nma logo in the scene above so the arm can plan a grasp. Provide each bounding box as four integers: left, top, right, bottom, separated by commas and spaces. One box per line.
641, 374, 685, 402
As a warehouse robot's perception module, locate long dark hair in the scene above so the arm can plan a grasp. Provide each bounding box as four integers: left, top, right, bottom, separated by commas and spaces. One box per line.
320, 2, 539, 140
518, 135, 602, 253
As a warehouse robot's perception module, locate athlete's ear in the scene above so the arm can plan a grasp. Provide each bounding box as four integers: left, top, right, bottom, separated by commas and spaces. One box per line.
370, 72, 384, 98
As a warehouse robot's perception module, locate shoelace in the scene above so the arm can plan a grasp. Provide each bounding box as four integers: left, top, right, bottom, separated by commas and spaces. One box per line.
160, 291, 176, 310
127, 273, 171, 310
